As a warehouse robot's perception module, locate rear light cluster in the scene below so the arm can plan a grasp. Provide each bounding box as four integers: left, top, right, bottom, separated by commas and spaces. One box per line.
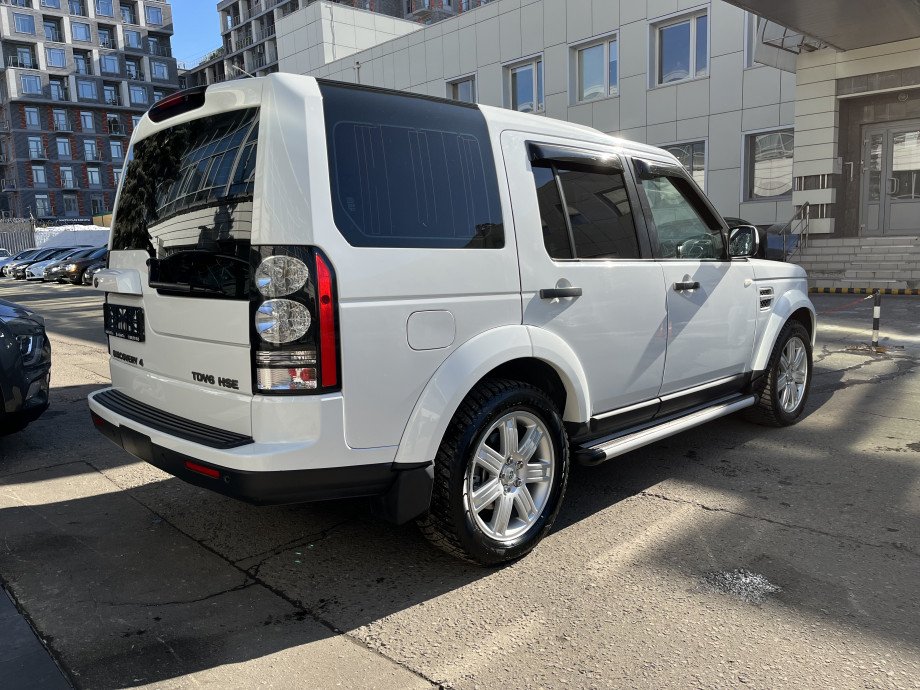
250, 247, 340, 395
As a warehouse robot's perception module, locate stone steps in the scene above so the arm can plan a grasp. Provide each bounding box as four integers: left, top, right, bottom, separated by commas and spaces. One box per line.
792, 235, 919, 289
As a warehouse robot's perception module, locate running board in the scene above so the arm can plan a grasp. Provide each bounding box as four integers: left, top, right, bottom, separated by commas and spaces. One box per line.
576, 395, 757, 466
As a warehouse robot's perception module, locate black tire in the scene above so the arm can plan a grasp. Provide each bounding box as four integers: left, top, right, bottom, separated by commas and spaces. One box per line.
746, 320, 812, 427
417, 378, 570, 565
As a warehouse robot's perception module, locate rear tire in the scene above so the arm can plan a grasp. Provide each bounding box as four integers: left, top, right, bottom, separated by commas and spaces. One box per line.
417, 379, 570, 565
746, 320, 812, 427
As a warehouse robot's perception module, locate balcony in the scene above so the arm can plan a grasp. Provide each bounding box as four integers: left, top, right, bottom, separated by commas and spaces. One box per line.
44, 29, 64, 43
53, 120, 72, 132
105, 96, 122, 106
99, 38, 116, 49
3, 0, 33, 7
7, 56, 37, 69
257, 25, 276, 41
149, 44, 172, 58
236, 34, 254, 50
84, 149, 102, 162
1, 179, 17, 191
61, 177, 78, 190
28, 147, 48, 160
108, 121, 125, 136
251, 55, 267, 69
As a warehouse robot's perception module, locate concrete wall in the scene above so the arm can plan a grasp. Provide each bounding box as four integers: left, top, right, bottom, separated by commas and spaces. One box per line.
794, 37, 920, 236
278, 0, 798, 226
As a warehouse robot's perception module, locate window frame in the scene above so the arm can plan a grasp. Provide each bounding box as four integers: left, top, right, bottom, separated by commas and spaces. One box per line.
505, 55, 544, 114
96, 0, 114, 17
45, 46, 66, 68
632, 157, 729, 261
129, 84, 148, 105
742, 127, 795, 202
34, 194, 52, 218
63, 192, 79, 216
13, 13, 36, 35
528, 142, 652, 262
77, 79, 98, 100
71, 21, 92, 42
572, 33, 619, 104
60, 166, 76, 189
20, 74, 42, 95
32, 164, 47, 187
652, 8, 709, 88
661, 139, 708, 192
24, 106, 41, 129
86, 165, 102, 187
145, 4, 163, 25
447, 75, 476, 104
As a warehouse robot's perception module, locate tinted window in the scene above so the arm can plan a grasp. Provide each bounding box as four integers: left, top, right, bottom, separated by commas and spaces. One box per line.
637, 168, 724, 260
532, 162, 640, 260
112, 108, 258, 253
321, 83, 503, 249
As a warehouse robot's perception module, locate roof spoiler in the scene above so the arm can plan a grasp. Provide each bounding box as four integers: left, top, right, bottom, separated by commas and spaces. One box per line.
149, 85, 208, 124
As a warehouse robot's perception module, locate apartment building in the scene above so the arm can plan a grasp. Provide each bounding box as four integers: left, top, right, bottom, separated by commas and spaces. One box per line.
182, 0, 493, 89
279, 0, 798, 228
0, 0, 179, 221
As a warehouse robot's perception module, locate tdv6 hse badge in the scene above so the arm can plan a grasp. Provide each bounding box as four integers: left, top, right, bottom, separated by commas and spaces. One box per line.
192, 371, 240, 390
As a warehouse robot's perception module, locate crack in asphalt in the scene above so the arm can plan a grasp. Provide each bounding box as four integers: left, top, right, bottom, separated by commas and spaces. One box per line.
635, 490, 920, 560
0, 460, 85, 481
104, 579, 257, 608
234, 520, 352, 575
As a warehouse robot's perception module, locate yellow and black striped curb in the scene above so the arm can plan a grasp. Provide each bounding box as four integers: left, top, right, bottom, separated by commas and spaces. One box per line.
810, 287, 920, 295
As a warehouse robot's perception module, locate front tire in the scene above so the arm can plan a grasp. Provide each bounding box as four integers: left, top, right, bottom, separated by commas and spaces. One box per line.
418, 379, 570, 565
746, 320, 812, 426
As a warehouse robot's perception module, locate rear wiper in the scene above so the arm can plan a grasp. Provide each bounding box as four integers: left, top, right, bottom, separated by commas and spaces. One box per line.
149, 279, 227, 296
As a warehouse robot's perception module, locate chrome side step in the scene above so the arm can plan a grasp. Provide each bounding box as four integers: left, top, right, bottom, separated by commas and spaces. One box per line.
577, 395, 757, 466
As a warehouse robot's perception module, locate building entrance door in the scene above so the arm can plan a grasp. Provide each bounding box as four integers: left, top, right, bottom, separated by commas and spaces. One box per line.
862, 120, 920, 235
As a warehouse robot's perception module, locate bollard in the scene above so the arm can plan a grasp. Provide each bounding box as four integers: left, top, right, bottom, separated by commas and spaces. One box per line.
871, 289, 881, 348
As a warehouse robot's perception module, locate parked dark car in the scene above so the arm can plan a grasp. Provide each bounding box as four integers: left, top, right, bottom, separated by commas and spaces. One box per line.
8, 247, 80, 280
56, 247, 108, 285
43, 247, 102, 282
82, 260, 107, 286
0, 299, 51, 435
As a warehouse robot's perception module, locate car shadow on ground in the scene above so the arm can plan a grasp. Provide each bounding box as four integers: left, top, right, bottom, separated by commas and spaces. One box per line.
1, 351, 918, 687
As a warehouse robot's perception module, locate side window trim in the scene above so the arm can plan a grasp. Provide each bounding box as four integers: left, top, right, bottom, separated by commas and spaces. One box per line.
632, 157, 729, 261
528, 143, 654, 261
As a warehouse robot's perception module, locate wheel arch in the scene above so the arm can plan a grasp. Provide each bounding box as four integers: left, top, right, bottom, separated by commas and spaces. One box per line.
393, 325, 591, 466
751, 290, 816, 372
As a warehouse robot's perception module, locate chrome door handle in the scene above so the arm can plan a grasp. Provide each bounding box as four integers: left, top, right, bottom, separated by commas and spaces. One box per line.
540, 287, 583, 299
673, 281, 700, 291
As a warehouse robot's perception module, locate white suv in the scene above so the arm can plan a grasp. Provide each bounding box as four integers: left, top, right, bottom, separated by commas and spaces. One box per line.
89, 76, 815, 564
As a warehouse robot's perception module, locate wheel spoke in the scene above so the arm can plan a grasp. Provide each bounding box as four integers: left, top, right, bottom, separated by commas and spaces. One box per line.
500, 418, 518, 458
490, 493, 514, 537
517, 425, 543, 462
475, 445, 505, 476
792, 346, 806, 370
525, 460, 551, 484
777, 371, 788, 388
471, 479, 503, 513
513, 486, 538, 523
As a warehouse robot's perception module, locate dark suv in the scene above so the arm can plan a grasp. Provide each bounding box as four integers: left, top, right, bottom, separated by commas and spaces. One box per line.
0, 300, 51, 434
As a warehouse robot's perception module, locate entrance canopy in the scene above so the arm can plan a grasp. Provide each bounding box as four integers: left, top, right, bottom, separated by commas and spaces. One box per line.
726, 0, 920, 51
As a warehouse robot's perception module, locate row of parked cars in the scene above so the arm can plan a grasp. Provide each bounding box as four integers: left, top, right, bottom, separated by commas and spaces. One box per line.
0, 245, 108, 285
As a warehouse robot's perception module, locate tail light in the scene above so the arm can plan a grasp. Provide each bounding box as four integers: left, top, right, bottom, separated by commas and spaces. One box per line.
250, 246, 340, 395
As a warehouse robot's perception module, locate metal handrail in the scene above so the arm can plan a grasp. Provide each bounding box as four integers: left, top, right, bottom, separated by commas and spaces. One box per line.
779, 202, 810, 262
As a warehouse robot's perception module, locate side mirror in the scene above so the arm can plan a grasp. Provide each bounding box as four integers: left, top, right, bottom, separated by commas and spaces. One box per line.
729, 224, 759, 258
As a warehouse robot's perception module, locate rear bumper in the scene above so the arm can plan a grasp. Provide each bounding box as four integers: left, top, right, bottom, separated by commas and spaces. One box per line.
88, 388, 433, 519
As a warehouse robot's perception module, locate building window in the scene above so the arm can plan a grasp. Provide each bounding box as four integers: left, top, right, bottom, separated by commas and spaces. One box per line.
98, 26, 114, 48
124, 29, 142, 48
80, 111, 95, 131
57, 138, 71, 158
145, 5, 163, 25
69, 0, 87, 16
574, 35, 618, 102
654, 10, 708, 85
448, 76, 476, 103
96, 0, 114, 17
43, 18, 63, 42
34, 195, 52, 218
25, 107, 40, 129
61, 167, 76, 188
663, 141, 706, 190
72, 22, 91, 42
46, 47, 66, 68
101, 54, 119, 74
44, 0, 62, 7
91, 195, 104, 214
49, 79, 68, 101
32, 165, 47, 187
131, 115, 142, 128
74, 52, 91, 75
125, 58, 141, 79
13, 14, 36, 34
151, 60, 169, 81
110, 140, 124, 160
121, 2, 137, 24
745, 129, 794, 200
87, 166, 101, 187
113, 168, 121, 186
129, 85, 148, 105
20, 75, 42, 95
52, 109, 69, 131
507, 58, 544, 113
77, 79, 97, 100
84, 140, 99, 160
63, 193, 79, 216
28, 136, 44, 158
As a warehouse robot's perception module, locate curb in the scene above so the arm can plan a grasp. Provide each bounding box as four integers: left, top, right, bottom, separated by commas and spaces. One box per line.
810, 287, 920, 295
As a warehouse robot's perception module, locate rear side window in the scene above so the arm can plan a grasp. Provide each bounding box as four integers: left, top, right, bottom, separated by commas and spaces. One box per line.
320, 82, 504, 249
531, 159, 641, 260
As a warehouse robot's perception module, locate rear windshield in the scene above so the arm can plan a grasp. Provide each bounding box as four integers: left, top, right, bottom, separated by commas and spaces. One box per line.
112, 108, 258, 255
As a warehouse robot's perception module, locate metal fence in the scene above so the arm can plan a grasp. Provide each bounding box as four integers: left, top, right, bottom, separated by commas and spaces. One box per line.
0, 218, 36, 254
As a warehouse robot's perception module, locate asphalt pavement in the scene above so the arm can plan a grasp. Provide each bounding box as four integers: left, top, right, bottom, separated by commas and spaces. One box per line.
0, 280, 918, 689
